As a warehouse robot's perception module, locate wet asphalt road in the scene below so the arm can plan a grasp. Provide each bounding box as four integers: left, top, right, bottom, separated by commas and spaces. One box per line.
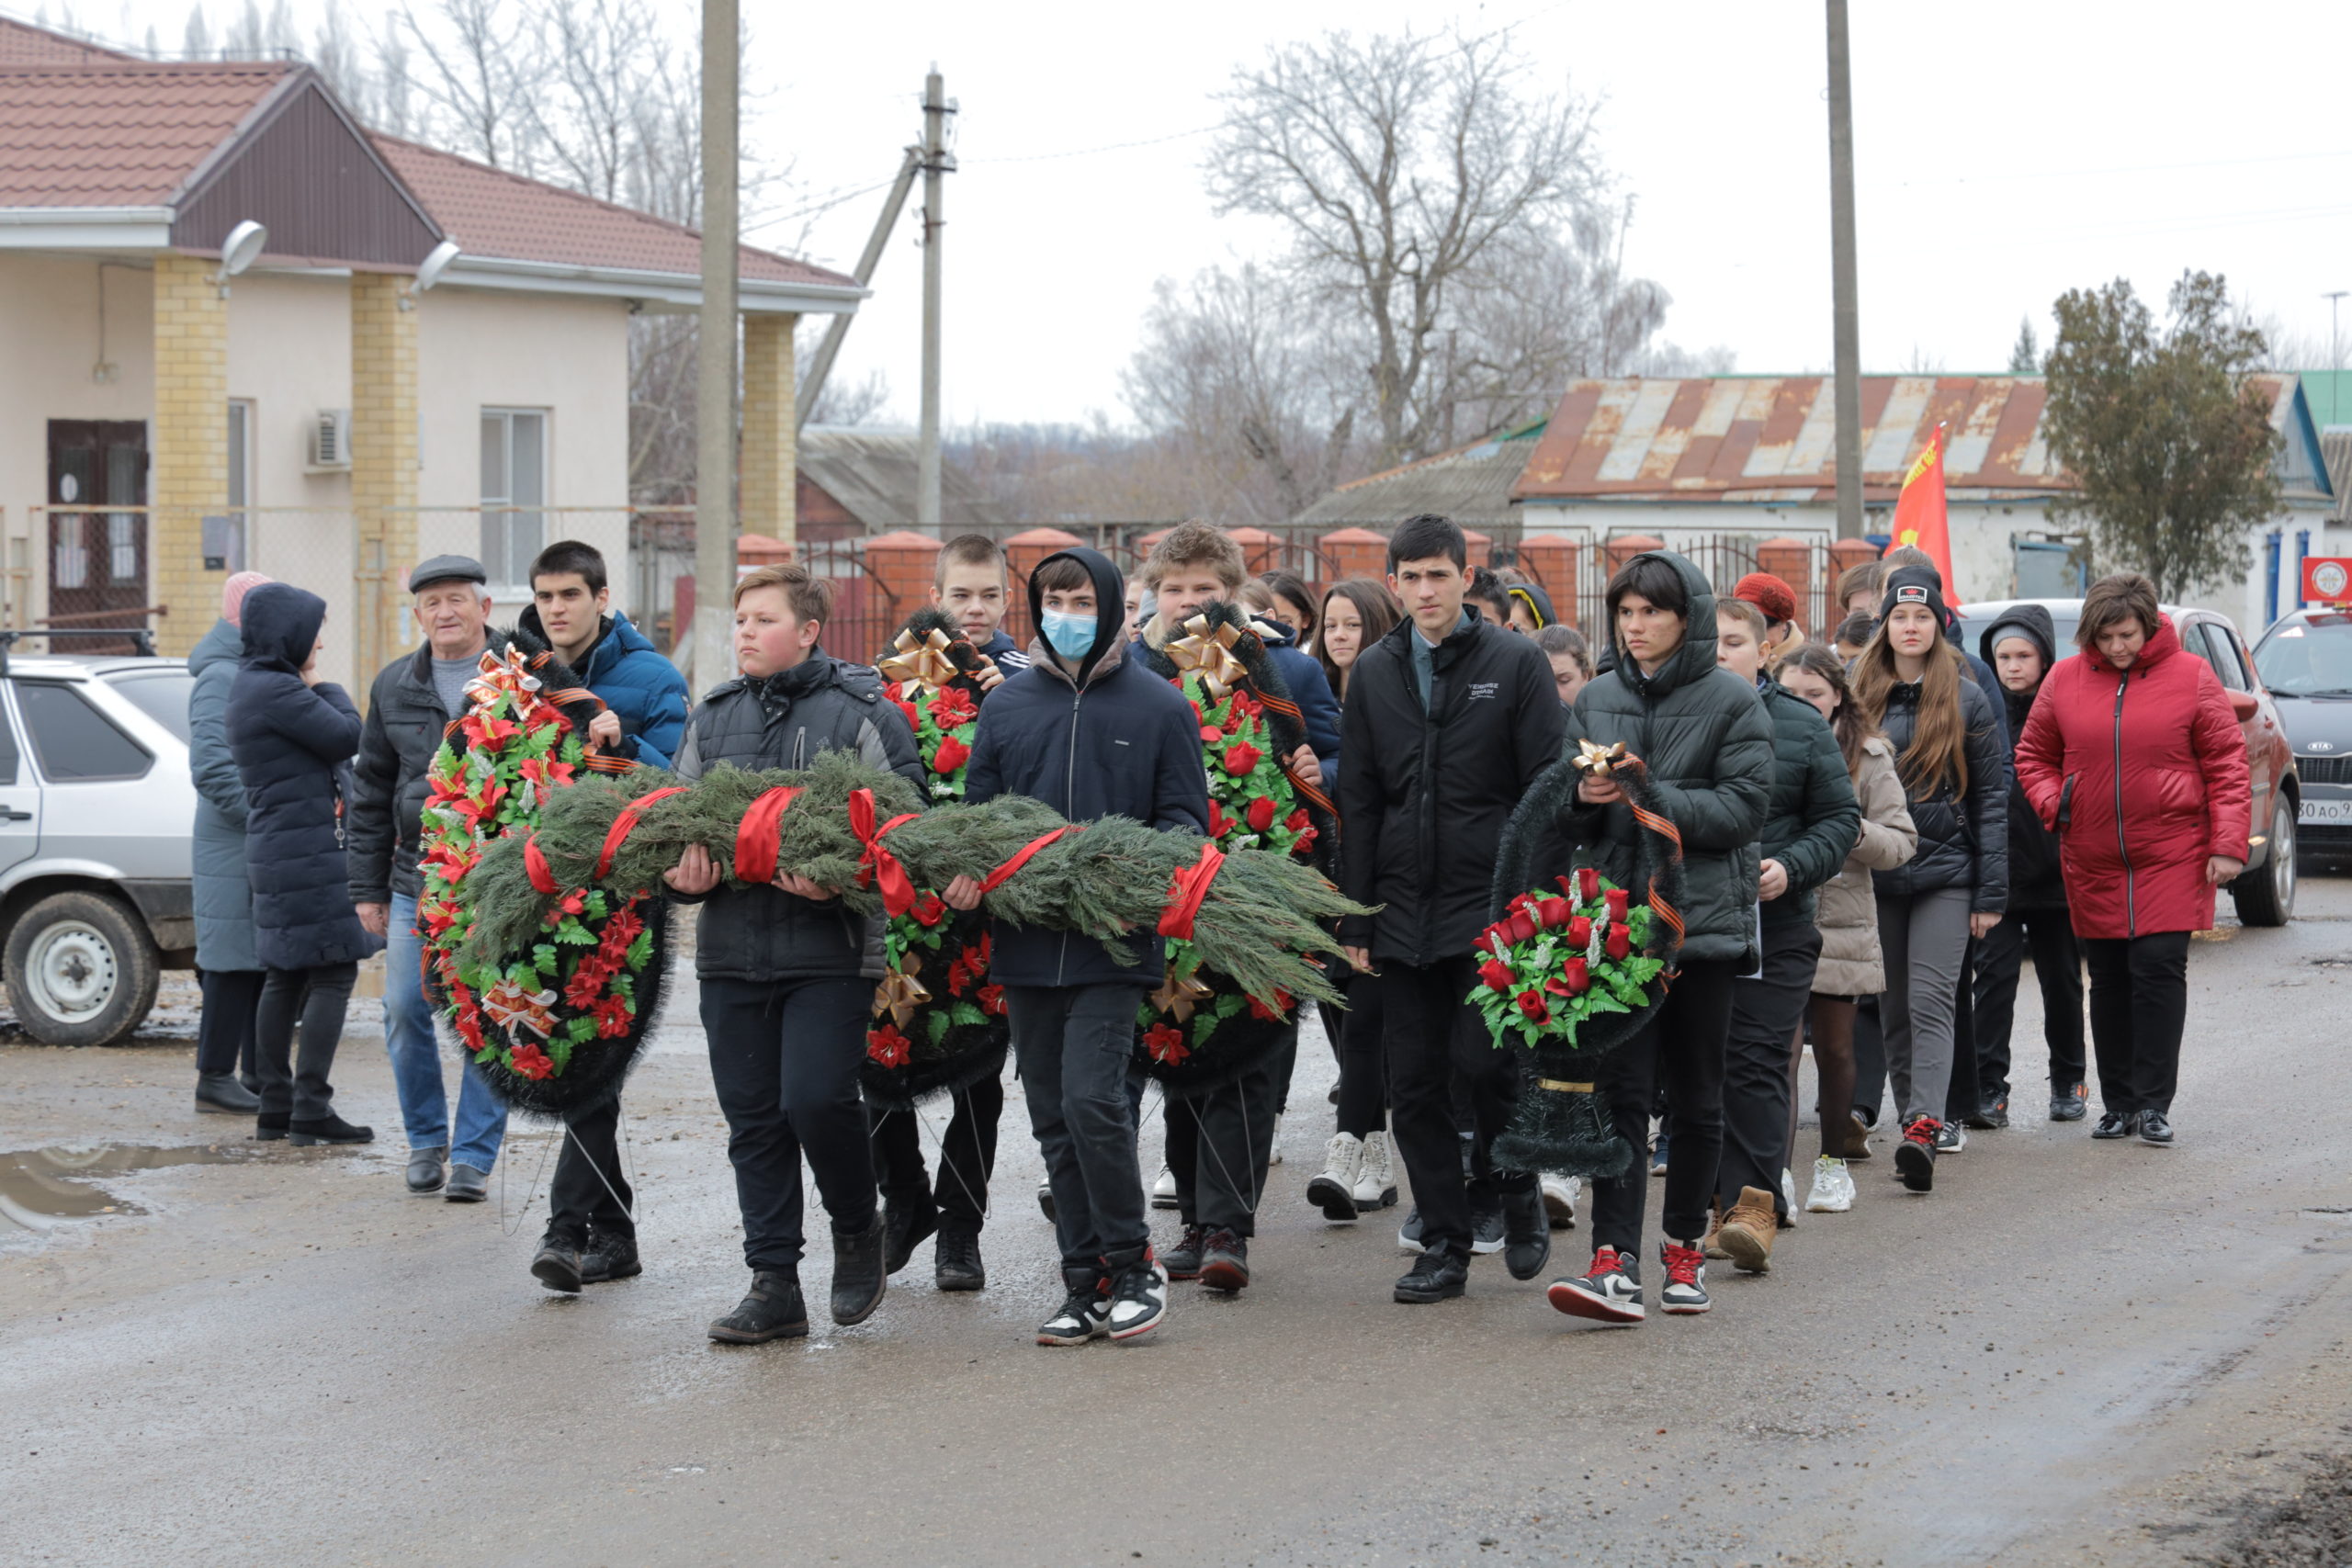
5, 872, 2352, 1568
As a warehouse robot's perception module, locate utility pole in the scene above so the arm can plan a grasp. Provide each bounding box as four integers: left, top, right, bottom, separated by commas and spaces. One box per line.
692, 0, 739, 686
1826, 0, 1863, 541
797, 145, 922, 431
917, 66, 953, 531
2325, 289, 2346, 428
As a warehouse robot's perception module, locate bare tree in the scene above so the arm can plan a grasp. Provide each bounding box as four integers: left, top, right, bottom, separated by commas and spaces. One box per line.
1206, 25, 1602, 468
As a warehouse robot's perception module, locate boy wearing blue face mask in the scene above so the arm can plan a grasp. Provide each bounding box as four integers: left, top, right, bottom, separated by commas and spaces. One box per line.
953, 547, 1211, 1345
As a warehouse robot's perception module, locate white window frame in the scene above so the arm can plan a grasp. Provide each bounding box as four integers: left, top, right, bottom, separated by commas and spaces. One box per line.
213, 399, 254, 573
480, 408, 549, 589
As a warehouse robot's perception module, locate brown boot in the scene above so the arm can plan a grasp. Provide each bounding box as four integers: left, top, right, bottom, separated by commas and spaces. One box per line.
1701, 1208, 1730, 1260
1715, 1186, 1779, 1274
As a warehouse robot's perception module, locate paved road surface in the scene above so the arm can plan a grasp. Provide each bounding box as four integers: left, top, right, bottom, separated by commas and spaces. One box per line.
5, 873, 2352, 1567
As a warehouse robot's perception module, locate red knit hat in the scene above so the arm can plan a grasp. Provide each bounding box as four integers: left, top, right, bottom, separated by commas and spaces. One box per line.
1732, 572, 1799, 626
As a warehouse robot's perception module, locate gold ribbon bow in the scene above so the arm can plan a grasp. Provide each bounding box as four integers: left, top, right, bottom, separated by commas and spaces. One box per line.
1167, 614, 1249, 701
876, 626, 960, 694
1571, 739, 1627, 776
463, 646, 546, 723
873, 953, 933, 1029
1150, 962, 1215, 1024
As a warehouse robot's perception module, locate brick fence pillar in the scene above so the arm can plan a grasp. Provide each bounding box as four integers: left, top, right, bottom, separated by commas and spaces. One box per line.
865, 528, 943, 628
1318, 526, 1387, 581
1516, 533, 1581, 626
1002, 526, 1084, 647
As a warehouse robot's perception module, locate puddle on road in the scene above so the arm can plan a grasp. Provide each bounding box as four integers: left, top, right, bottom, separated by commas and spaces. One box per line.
0, 1143, 253, 1229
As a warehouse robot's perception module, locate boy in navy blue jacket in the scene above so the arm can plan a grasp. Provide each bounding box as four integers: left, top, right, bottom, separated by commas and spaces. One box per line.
952, 547, 1210, 1345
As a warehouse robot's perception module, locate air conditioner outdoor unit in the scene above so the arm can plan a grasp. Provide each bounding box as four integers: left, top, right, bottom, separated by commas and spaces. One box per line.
309, 408, 352, 469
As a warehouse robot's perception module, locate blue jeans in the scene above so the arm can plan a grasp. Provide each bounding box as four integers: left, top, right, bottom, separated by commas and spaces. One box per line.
385, 891, 507, 1169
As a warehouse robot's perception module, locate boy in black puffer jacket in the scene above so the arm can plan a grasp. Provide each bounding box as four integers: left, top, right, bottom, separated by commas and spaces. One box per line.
666, 563, 925, 1346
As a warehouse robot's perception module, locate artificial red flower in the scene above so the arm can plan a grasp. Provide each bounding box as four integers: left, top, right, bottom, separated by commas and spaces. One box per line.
1604, 888, 1630, 922
1562, 956, 1591, 994
1514, 989, 1550, 1023
1605, 922, 1632, 961
1506, 910, 1537, 944
1284, 808, 1310, 831
933, 735, 971, 775
911, 892, 948, 928
929, 686, 978, 728
945, 956, 971, 997
1200, 724, 1225, 745
975, 931, 990, 967
508, 1043, 554, 1080
1248, 993, 1289, 1022
1246, 796, 1276, 833
1536, 897, 1571, 928
1566, 915, 1592, 949
893, 696, 921, 732
978, 983, 1006, 1016
1221, 739, 1262, 778
1478, 957, 1517, 992
565, 963, 613, 1009
1143, 1022, 1190, 1065
866, 1025, 911, 1068
591, 994, 634, 1038
1577, 867, 1600, 901
1207, 800, 1229, 838
1290, 825, 1317, 857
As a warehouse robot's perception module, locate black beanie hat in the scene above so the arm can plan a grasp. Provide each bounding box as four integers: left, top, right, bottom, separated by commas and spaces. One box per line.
1878, 565, 1951, 629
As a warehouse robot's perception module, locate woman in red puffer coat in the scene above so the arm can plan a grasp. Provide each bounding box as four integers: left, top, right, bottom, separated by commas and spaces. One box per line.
2014, 573, 2250, 1149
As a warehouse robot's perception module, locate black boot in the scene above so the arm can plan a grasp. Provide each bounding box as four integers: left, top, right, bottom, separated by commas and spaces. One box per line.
708, 1270, 808, 1344
830, 1212, 888, 1325
195, 1073, 260, 1113
288, 1113, 373, 1146
1501, 1185, 1552, 1281
531, 1233, 585, 1293
1394, 1246, 1470, 1303
253, 1111, 288, 1142
934, 1223, 986, 1292
883, 1201, 938, 1275
582, 1231, 642, 1283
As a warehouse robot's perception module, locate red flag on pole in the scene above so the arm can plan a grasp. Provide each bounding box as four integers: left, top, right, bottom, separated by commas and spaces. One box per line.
1885, 423, 1955, 595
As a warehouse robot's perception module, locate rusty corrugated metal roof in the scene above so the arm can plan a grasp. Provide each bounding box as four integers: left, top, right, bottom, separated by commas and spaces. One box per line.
1514, 375, 2311, 505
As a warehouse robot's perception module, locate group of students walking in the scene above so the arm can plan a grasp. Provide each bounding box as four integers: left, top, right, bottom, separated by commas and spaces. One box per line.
183, 511, 2253, 1346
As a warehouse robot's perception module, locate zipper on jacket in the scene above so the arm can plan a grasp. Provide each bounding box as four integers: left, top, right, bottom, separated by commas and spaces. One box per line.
2112, 669, 2134, 935
1055, 682, 1084, 986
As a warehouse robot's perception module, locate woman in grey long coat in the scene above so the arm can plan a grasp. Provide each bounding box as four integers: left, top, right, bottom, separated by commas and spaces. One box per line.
187, 571, 271, 1113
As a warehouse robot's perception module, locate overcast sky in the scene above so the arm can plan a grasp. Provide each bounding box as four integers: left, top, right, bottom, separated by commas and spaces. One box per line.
55, 0, 2352, 432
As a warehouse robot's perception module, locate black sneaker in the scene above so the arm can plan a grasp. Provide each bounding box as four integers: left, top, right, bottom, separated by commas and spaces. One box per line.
1657, 1239, 1711, 1315
934, 1224, 986, 1292
2092, 1108, 2139, 1140
883, 1202, 938, 1275
1396, 1206, 1427, 1255
1965, 1096, 2009, 1131
2138, 1110, 2175, 1145
1199, 1228, 1250, 1292
1104, 1252, 1170, 1340
1163, 1223, 1209, 1280
288, 1113, 373, 1146
1035, 1268, 1109, 1346
1546, 1246, 1644, 1323
1896, 1116, 1939, 1192
1501, 1186, 1551, 1281
2051, 1083, 2088, 1122
708, 1270, 808, 1344
581, 1231, 640, 1283
530, 1233, 585, 1293
829, 1213, 888, 1326
1470, 1202, 1506, 1256
1394, 1246, 1469, 1303
253, 1111, 288, 1143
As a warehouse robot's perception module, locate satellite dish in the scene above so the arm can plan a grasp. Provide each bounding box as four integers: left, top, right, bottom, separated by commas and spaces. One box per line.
218, 220, 266, 277
413, 239, 461, 293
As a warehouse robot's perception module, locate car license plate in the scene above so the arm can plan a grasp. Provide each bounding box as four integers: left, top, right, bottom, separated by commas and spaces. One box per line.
2299, 798, 2352, 824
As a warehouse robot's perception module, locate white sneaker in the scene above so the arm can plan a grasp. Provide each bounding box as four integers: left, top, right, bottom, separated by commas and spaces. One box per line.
1150, 1162, 1180, 1210
1306, 1132, 1363, 1223
1354, 1130, 1398, 1210
1804, 1156, 1855, 1213
1541, 1172, 1579, 1229
1780, 1166, 1798, 1215
1268, 1112, 1284, 1165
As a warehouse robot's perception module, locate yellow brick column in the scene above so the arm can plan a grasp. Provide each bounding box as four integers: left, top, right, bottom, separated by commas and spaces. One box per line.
150, 254, 229, 657
351, 272, 419, 687
740, 311, 798, 545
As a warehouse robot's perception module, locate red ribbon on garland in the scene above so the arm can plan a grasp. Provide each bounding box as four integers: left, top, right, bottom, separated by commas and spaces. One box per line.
525, 833, 559, 896
1157, 841, 1226, 939
1615, 750, 1688, 965
733, 786, 803, 884
848, 787, 922, 916
978, 827, 1074, 894
596, 785, 689, 880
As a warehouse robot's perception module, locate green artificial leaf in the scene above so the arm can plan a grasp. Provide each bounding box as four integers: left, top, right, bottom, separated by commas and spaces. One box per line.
925, 1010, 951, 1045
566, 1015, 596, 1043
548, 1035, 573, 1071
584, 891, 609, 920
532, 942, 559, 976
1192, 1011, 1220, 1047
626, 931, 654, 968
1211, 993, 1246, 1021
555, 921, 596, 946
950, 1001, 987, 1028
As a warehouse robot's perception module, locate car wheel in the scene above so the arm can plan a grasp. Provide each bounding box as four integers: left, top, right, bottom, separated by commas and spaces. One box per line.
3, 891, 162, 1046
2233, 796, 2296, 928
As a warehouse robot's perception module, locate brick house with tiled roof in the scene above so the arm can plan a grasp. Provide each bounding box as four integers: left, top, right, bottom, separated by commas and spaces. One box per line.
0, 17, 860, 684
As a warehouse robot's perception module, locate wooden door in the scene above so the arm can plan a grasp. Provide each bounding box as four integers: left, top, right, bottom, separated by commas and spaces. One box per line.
46, 420, 148, 654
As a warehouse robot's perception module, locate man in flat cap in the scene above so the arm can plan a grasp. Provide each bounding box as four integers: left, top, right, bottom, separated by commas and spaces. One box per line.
349, 555, 514, 1202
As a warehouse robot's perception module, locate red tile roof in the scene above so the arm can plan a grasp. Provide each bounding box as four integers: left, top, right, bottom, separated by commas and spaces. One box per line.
0, 16, 131, 65
369, 134, 850, 288
0, 59, 290, 206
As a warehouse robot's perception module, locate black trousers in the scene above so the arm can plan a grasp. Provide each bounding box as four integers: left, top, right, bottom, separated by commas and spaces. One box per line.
1717, 924, 1822, 1219
2084, 931, 2190, 1115
196, 967, 264, 1082
1852, 996, 1883, 1124
254, 962, 357, 1122
871, 1069, 1005, 1231
1164, 1025, 1291, 1236
548, 1098, 635, 1243
1334, 970, 1389, 1139
1381, 956, 1528, 1258
1007, 982, 1151, 1270
701, 976, 876, 1273
1590, 958, 1737, 1252
1972, 908, 2086, 1098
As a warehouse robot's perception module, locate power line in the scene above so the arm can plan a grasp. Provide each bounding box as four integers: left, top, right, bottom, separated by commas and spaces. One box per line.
960, 123, 1216, 165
